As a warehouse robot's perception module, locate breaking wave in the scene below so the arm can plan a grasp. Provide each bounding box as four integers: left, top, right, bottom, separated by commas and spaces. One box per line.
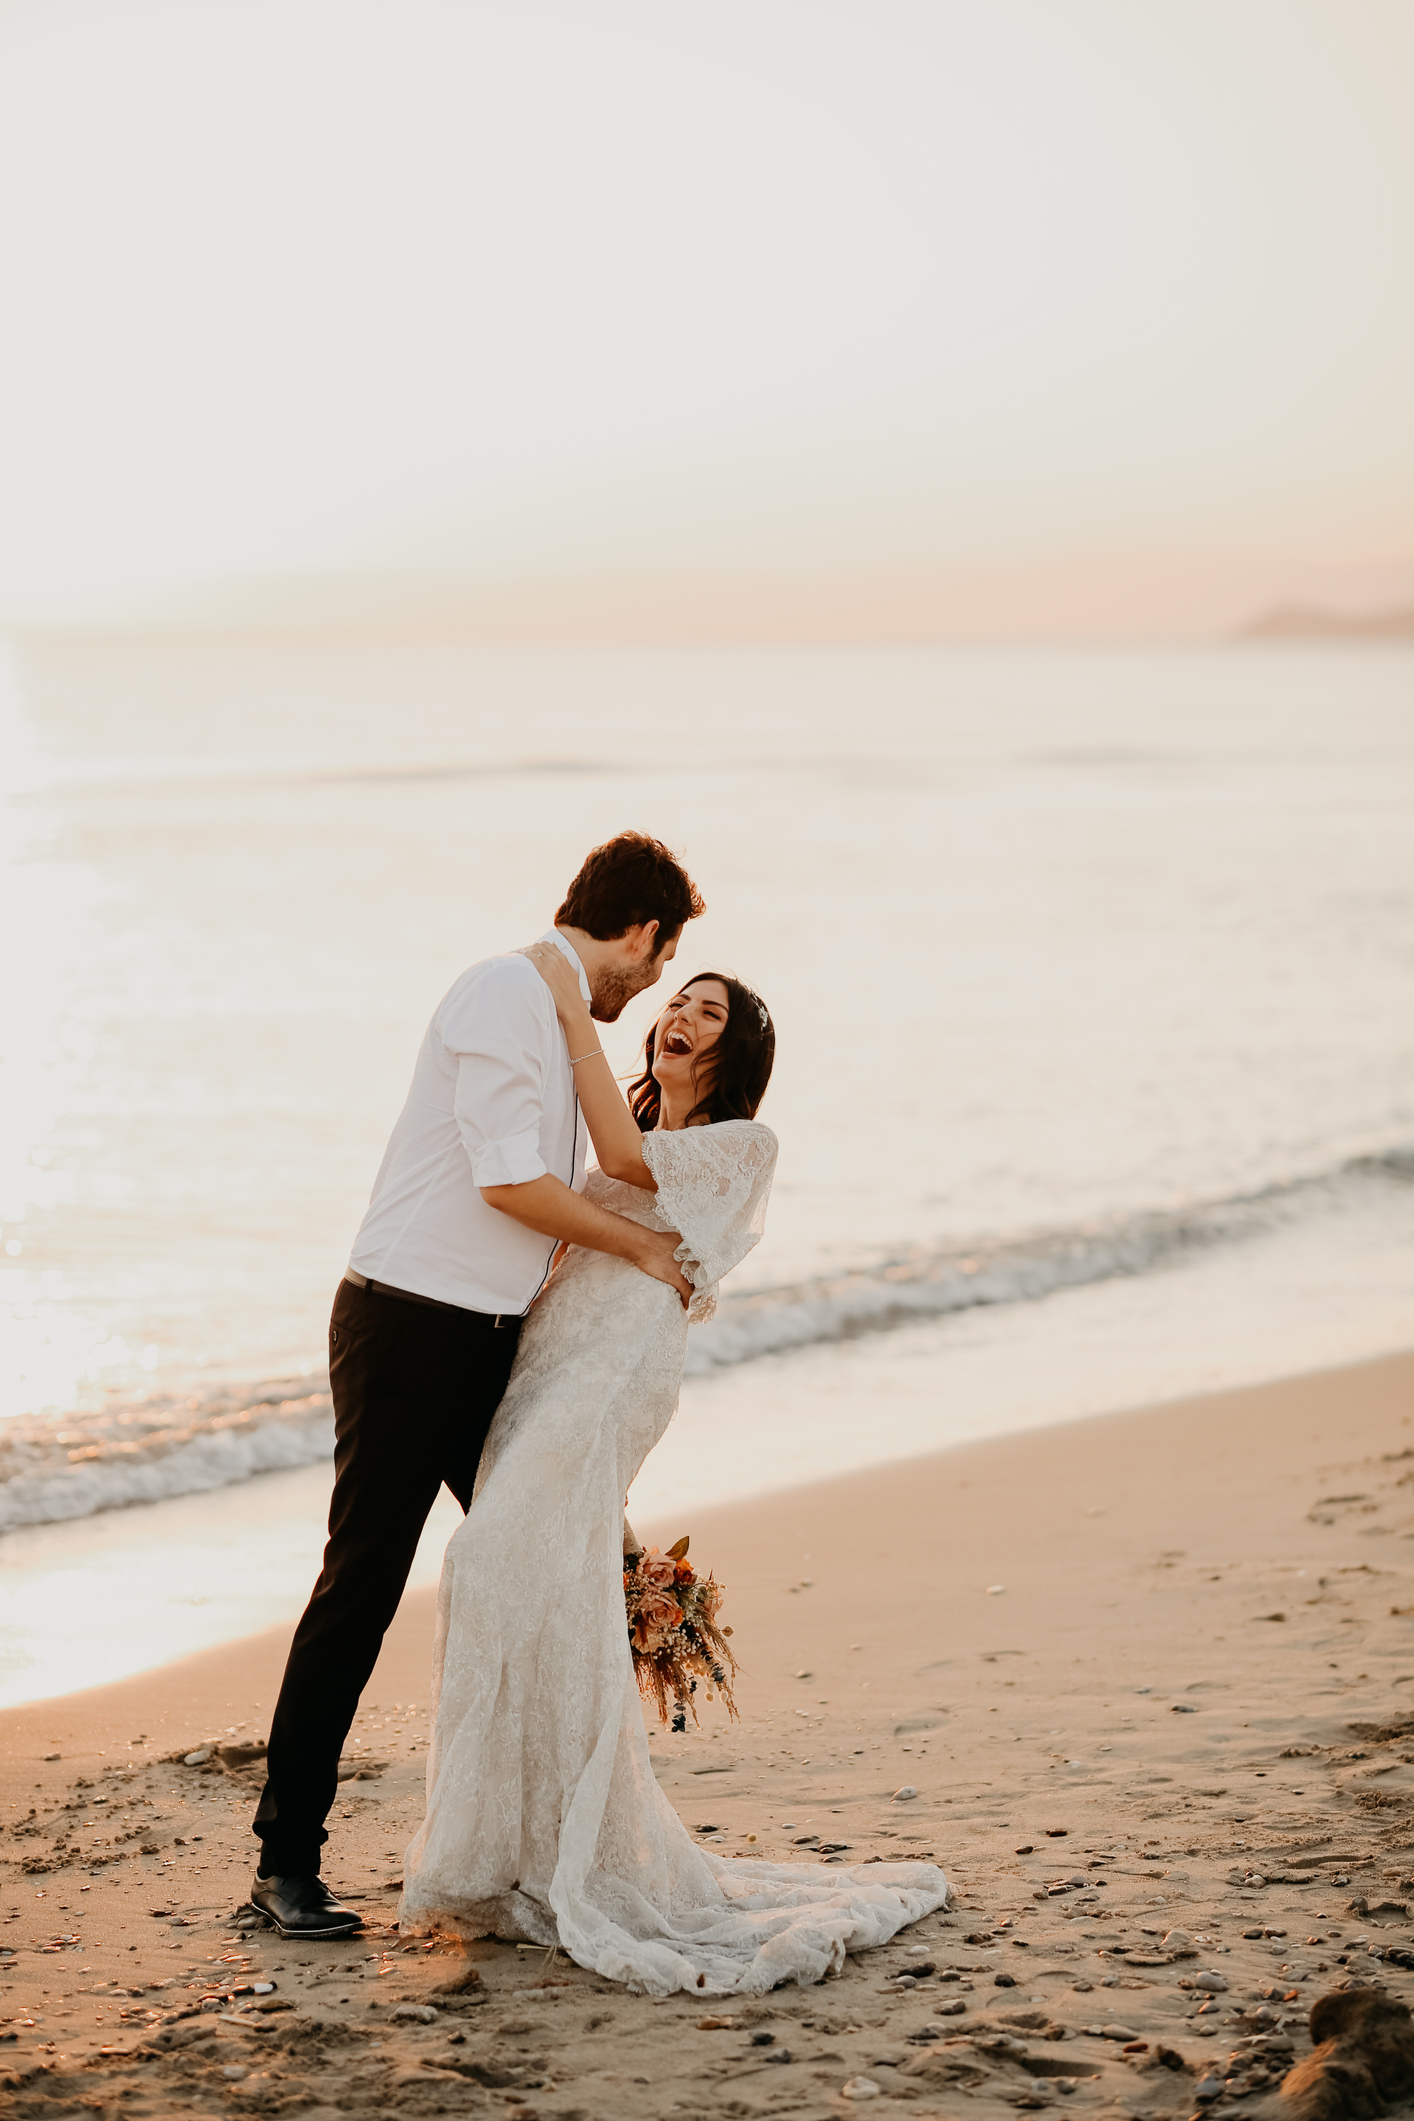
0, 1387, 335, 1536
2, 1144, 1409, 1536
685, 1144, 1414, 1374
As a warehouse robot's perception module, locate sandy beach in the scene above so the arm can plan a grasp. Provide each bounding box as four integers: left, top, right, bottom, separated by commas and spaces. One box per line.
5, 1347, 1414, 2119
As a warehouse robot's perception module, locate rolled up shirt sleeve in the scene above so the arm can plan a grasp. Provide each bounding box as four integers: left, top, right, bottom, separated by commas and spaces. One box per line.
449, 963, 557, 1188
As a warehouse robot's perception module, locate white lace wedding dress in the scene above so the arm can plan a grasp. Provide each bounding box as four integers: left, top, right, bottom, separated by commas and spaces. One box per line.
399, 1119, 947, 1994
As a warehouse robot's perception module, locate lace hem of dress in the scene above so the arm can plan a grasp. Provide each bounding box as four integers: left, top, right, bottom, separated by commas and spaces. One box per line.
402, 1859, 948, 1996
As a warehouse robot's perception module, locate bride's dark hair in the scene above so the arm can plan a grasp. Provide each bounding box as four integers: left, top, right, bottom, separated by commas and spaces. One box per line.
628, 973, 775, 1133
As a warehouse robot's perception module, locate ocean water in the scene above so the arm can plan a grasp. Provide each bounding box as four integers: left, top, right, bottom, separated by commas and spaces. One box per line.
1, 635, 1411, 1698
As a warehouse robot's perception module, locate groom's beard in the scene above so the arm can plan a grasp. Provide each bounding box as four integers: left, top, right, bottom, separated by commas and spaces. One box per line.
590, 960, 661, 1023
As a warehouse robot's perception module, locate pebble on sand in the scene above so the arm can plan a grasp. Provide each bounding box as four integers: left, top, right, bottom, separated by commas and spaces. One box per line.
843, 2078, 883, 2100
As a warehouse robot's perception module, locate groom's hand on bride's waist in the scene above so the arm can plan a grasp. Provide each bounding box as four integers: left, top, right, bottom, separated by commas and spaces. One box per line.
629, 1225, 693, 1307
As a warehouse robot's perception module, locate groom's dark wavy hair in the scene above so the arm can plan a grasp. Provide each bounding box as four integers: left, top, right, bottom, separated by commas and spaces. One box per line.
556, 831, 704, 942
628, 974, 775, 1132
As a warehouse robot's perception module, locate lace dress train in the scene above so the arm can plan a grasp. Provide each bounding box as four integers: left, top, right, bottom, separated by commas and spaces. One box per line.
399, 1122, 947, 1993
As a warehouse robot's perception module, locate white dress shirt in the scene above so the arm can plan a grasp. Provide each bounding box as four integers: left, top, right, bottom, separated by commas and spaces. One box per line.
348, 930, 590, 1315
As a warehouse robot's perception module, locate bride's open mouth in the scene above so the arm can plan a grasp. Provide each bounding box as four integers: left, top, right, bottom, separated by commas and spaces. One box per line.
663, 1030, 693, 1056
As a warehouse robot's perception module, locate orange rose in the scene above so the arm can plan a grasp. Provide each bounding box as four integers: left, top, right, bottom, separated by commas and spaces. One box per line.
632, 1590, 682, 1653
639, 1550, 677, 1591
673, 1558, 695, 1584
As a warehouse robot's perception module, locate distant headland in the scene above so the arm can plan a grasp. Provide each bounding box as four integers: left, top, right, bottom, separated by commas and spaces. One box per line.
1241, 602, 1414, 641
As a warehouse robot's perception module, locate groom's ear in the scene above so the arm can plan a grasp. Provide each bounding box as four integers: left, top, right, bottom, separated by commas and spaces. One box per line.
645, 920, 682, 968
623, 920, 662, 964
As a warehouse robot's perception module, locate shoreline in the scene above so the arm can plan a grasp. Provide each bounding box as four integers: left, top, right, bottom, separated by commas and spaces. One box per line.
5, 1348, 1414, 2117
5, 1173, 1411, 1708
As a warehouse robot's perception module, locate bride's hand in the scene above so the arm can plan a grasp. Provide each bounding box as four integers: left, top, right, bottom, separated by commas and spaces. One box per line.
522, 940, 592, 1028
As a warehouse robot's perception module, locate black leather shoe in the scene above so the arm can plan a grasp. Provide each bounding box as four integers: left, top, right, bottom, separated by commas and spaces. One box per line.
247, 1871, 364, 1939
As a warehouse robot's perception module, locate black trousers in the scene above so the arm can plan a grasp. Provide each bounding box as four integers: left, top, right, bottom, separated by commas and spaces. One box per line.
252, 1277, 522, 1877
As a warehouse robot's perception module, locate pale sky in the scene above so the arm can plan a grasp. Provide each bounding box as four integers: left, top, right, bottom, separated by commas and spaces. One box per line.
0, 0, 1411, 619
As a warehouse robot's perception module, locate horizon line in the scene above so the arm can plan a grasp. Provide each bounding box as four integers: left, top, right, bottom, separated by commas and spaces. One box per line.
4, 565, 1413, 648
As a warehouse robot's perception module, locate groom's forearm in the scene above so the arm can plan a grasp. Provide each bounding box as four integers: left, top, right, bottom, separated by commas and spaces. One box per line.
480, 1174, 630, 1252
480, 1175, 691, 1305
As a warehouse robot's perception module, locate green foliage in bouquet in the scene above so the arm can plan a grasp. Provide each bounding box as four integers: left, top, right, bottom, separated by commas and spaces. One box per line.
624, 1535, 739, 1733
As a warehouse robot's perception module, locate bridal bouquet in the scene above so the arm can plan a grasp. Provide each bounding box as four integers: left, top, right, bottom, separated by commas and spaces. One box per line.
625, 1536, 739, 1732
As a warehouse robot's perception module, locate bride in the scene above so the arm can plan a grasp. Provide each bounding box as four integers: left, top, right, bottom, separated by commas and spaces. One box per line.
400, 951, 947, 1993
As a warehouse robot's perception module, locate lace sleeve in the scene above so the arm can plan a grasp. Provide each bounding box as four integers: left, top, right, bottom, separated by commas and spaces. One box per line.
639, 1121, 778, 1324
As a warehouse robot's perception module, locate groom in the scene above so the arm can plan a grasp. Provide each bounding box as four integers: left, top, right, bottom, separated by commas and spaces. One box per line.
250, 832, 704, 1936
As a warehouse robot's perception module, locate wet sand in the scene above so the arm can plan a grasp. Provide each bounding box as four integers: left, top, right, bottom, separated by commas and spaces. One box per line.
3, 1348, 1414, 2119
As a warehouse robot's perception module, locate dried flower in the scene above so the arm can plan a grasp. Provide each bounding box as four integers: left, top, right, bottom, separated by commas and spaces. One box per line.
633, 1590, 683, 1652
625, 1536, 738, 1728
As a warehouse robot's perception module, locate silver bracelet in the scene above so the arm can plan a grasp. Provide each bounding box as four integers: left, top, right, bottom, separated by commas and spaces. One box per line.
568, 1047, 605, 1066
